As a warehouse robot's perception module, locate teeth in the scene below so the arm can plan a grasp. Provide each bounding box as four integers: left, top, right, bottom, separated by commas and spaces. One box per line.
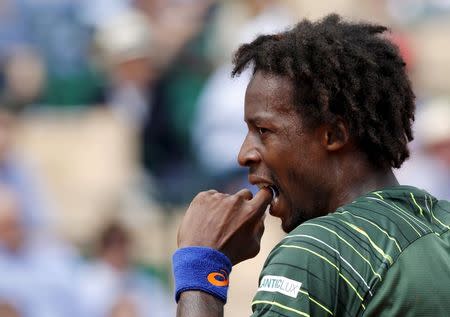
268, 186, 276, 199
271, 185, 280, 197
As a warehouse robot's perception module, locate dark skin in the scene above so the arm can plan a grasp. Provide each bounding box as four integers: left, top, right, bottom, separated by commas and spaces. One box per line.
177, 71, 398, 316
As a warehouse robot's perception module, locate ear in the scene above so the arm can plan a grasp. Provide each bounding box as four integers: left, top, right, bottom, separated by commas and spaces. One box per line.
321, 118, 350, 151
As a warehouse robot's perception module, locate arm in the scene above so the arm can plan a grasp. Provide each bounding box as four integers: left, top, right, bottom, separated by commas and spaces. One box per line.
177, 291, 223, 317
174, 188, 272, 317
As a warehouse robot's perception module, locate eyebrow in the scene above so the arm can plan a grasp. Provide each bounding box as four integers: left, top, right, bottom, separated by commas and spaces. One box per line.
245, 114, 279, 127
245, 115, 268, 125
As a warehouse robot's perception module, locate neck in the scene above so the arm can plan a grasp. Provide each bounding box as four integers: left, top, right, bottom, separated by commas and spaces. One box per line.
329, 157, 399, 211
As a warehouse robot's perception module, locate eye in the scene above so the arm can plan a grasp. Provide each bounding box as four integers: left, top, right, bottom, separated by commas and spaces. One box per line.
258, 127, 269, 135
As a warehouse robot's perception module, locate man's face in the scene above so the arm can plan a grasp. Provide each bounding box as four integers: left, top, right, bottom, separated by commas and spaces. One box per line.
238, 71, 331, 232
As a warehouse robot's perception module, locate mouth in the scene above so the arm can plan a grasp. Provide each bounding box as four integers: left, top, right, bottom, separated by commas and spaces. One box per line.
248, 176, 282, 216
249, 176, 283, 219
249, 175, 280, 204
256, 183, 279, 200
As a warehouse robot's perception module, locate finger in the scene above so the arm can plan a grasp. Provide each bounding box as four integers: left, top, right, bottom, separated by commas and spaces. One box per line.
248, 187, 272, 218
234, 188, 253, 200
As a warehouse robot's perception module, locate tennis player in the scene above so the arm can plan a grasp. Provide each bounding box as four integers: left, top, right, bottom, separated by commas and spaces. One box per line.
172, 14, 450, 317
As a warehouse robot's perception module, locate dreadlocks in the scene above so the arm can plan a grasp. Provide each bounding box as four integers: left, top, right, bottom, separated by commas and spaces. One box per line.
232, 14, 415, 169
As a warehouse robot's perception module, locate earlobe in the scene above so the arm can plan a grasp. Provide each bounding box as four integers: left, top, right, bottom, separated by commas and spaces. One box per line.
323, 120, 349, 151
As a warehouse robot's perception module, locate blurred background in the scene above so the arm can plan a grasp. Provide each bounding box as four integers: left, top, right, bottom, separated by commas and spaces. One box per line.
0, 0, 449, 316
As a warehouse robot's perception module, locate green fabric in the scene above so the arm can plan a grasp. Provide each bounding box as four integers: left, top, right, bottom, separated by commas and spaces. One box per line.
364, 229, 450, 317
251, 186, 450, 317
42, 70, 104, 106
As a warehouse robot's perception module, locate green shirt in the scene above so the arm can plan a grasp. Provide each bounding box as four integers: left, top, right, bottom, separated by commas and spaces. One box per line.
251, 186, 450, 317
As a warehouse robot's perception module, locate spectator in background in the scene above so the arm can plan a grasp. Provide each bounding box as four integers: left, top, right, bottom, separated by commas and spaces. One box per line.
192, 0, 294, 192
396, 97, 450, 200
0, 0, 28, 69
0, 104, 51, 234
1, 48, 45, 111
94, 8, 156, 128
91, 2, 218, 205
79, 0, 133, 30
0, 184, 80, 317
0, 301, 21, 317
21, 0, 102, 106
138, 0, 218, 204
135, 0, 215, 69
78, 221, 174, 317
206, 0, 293, 66
418, 98, 450, 169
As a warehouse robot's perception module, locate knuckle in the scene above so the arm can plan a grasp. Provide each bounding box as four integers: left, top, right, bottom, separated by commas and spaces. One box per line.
195, 191, 206, 199
196, 190, 214, 199
204, 189, 215, 195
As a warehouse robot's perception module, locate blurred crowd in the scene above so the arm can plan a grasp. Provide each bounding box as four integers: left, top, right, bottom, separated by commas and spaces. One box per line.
0, 0, 449, 316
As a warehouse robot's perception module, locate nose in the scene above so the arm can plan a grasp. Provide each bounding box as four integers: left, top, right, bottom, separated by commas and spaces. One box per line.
238, 133, 260, 167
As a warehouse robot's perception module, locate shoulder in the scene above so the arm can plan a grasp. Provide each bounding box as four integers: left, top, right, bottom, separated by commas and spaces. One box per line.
253, 187, 449, 316
252, 215, 361, 316
265, 208, 385, 273
253, 209, 390, 317
263, 216, 343, 276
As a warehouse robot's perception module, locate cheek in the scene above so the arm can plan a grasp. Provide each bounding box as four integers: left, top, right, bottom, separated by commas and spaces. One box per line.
284, 152, 329, 207
286, 146, 322, 183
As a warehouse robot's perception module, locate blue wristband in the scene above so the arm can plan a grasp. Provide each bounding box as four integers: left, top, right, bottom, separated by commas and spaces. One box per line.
172, 246, 232, 303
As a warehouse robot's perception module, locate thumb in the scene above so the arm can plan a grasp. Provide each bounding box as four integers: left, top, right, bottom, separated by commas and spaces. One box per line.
248, 187, 273, 219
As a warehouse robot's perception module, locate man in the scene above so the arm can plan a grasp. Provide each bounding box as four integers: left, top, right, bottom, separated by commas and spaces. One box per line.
77, 222, 175, 317
172, 14, 450, 316
0, 185, 81, 317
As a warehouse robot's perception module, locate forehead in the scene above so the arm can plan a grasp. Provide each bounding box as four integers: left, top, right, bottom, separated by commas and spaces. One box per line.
244, 71, 298, 123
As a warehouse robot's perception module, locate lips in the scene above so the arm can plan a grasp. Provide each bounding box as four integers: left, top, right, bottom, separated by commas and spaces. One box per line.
249, 175, 275, 191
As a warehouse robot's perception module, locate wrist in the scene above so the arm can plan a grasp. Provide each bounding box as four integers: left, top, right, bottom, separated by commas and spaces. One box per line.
172, 246, 232, 303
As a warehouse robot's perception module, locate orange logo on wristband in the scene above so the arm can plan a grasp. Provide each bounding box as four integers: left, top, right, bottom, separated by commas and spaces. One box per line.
207, 269, 229, 287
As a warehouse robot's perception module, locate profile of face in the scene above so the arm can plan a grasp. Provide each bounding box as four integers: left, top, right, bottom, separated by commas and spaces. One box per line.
238, 71, 333, 232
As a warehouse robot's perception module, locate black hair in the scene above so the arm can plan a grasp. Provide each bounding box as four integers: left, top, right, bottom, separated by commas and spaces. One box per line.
232, 14, 415, 169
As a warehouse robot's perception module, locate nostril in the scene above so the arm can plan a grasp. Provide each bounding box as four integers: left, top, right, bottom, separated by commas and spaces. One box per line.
238, 149, 259, 167
238, 134, 260, 167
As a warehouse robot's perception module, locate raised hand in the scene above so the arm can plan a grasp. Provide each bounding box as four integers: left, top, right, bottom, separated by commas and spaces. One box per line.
177, 188, 273, 265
